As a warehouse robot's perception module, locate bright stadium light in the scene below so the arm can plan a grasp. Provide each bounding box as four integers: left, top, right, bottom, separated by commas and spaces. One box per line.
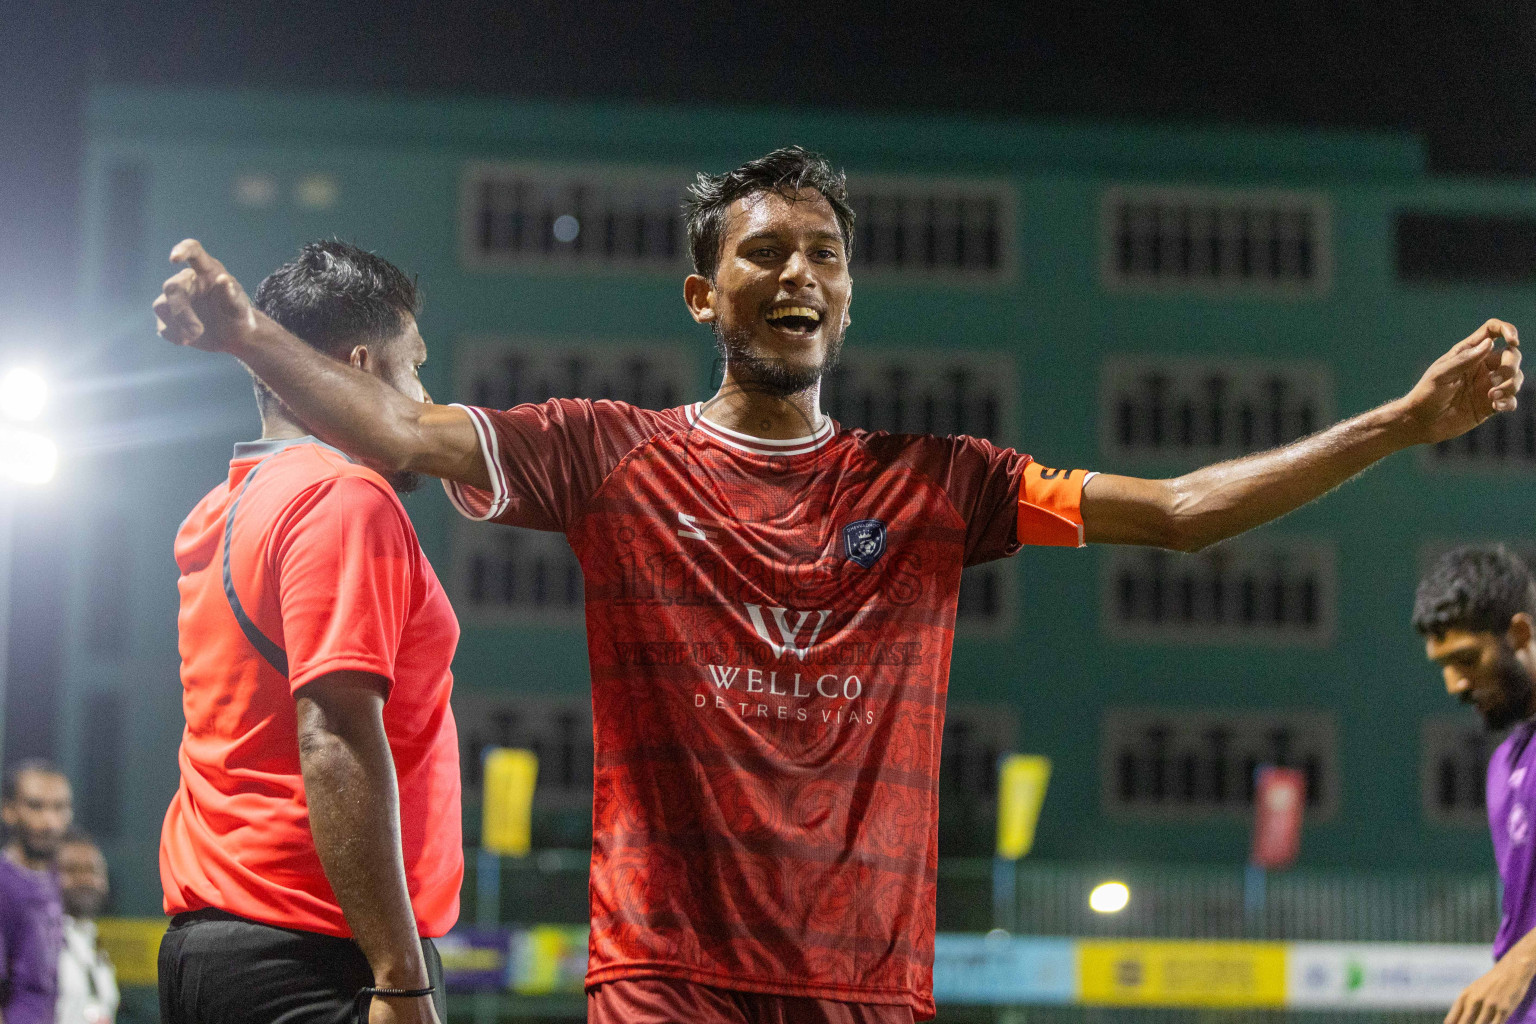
0, 368, 47, 422
0, 427, 57, 485
1089, 880, 1130, 914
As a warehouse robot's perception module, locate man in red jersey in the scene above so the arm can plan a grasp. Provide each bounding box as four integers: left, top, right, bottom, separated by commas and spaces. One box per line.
155, 149, 1520, 1023
156, 241, 460, 1024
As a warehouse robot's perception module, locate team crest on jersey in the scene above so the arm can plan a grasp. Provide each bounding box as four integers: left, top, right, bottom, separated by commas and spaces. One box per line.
842, 519, 886, 568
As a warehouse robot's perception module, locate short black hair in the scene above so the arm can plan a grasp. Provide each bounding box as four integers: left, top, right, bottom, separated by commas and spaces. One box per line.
684, 146, 856, 280
250, 240, 421, 413
2, 758, 65, 803
1413, 545, 1536, 636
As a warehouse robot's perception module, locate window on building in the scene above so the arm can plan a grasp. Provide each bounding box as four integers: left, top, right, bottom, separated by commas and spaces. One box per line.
462, 162, 1014, 281
1396, 212, 1536, 286
1102, 186, 1330, 295
846, 177, 1014, 280
463, 163, 688, 271
1422, 716, 1496, 826
1100, 357, 1333, 463
937, 704, 1018, 856
1103, 540, 1335, 645
1102, 708, 1338, 819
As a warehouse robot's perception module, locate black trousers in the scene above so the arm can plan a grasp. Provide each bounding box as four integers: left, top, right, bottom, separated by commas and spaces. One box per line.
158, 909, 447, 1024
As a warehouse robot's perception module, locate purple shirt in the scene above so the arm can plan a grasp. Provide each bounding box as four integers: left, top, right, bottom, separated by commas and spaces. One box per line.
0, 856, 60, 1024
1489, 721, 1536, 1021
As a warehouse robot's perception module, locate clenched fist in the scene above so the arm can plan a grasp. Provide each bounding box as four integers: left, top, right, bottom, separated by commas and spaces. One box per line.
152, 239, 259, 354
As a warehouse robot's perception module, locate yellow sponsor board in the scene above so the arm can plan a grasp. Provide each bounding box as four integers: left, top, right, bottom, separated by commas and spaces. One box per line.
96, 917, 169, 987
1079, 940, 1287, 1007
512, 924, 589, 994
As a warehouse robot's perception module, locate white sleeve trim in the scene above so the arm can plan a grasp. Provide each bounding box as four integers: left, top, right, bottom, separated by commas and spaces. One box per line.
1076, 471, 1098, 547
441, 403, 509, 522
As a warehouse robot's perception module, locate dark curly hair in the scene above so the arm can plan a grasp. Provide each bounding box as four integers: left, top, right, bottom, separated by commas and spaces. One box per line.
684, 146, 856, 280
250, 240, 420, 413
1413, 544, 1536, 636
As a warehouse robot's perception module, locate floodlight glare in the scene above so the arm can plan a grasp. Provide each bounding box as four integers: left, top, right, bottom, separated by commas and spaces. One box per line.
0, 369, 47, 422
1089, 880, 1130, 914
0, 428, 57, 485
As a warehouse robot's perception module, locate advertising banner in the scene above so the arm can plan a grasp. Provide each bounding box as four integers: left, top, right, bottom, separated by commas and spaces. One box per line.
95, 918, 168, 986
1079, 940, 1288, 1007
438, 926, 513, 992
1286, 943, 1492, 1009
932, 934, 1076, 1004
93, 920, 1499, 1011
509, 924, 589, 994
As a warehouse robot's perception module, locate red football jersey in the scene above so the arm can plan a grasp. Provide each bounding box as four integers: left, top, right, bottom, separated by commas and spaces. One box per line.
445, 400, 1090, 1018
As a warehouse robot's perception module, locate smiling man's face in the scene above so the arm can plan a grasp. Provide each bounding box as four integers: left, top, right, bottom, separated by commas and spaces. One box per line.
688, 188, 852, 398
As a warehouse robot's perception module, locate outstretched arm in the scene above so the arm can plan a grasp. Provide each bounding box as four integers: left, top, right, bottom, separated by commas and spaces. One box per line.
1083, 320, 1522, 551
153, 239, 490, 490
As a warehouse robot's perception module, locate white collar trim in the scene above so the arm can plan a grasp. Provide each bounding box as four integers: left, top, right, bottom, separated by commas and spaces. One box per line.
687, 403, 834, 455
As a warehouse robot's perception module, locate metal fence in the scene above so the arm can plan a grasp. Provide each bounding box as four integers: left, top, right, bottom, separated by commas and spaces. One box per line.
477, 851, 1500, 943
960, 860, 1501, 942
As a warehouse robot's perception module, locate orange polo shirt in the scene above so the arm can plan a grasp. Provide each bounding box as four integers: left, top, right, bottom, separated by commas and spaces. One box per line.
160, 436, 462, 938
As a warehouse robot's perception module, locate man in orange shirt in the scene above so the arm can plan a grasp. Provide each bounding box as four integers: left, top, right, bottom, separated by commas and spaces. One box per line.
157, 241, 462, 1024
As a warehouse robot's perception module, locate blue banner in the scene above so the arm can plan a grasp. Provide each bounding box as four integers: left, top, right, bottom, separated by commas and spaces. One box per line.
932, 934, 1077, 1005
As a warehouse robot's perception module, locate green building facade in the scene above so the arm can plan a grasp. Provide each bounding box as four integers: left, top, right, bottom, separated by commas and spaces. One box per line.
66, 88, 1536, 914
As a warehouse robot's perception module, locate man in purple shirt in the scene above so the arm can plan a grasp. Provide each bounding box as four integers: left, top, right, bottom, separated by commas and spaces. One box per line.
0, 760, 70, 1024
1418, 547, 1536, 1024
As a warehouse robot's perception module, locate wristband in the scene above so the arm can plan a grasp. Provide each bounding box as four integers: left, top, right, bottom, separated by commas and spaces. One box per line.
355, 984, 435, 1021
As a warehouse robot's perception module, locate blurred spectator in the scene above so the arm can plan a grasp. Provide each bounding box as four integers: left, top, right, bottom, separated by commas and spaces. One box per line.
55, 832, 116, 1024
0, 760, 70, 1023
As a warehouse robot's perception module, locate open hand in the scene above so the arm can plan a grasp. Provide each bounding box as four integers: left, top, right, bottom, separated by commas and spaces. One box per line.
152, 239, 259, 354
1444, 954, 1536, 1024
1401, 319, 1522, 445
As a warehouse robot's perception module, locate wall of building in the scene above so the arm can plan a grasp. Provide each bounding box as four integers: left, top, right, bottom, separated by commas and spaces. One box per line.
65, 88, 1536, 913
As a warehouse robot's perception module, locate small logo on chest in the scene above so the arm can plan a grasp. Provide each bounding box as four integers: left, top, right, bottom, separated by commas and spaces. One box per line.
842, 519, 887, 568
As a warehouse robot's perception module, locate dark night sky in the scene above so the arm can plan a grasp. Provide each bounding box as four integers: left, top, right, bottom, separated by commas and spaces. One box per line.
1, 0, 1535, 759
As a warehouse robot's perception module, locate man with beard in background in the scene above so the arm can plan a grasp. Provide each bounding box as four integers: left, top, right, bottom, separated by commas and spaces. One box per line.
1418, 546, 1536, 1024
158, 147, 1521, 1023
0, 760, 70, 1023
55, 832, 118, 1024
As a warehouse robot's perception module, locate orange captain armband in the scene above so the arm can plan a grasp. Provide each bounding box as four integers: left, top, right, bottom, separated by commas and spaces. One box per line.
1017, 462, 1096, 548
